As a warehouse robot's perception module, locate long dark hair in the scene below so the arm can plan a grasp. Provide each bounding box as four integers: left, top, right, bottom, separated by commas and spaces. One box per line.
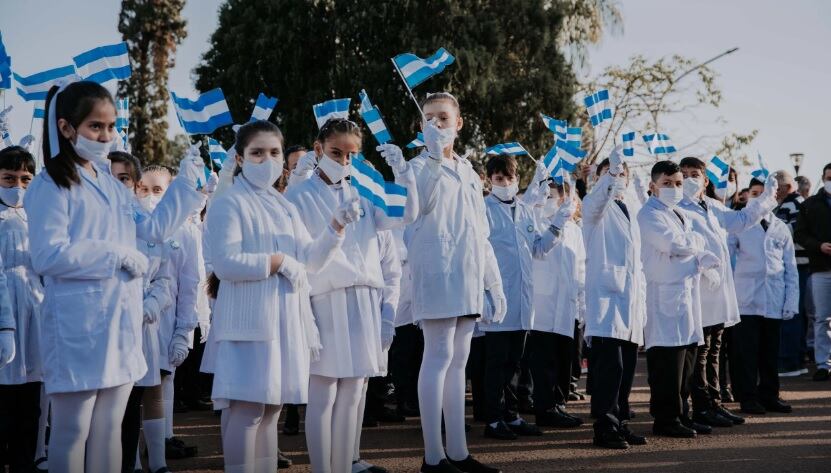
42, 81, 115, 189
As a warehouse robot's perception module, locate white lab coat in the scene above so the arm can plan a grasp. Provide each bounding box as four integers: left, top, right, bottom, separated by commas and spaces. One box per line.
377, 230, 402, 375
678, 195, 771, 328
135, 238, 174, 387
24, 163, 204, 393
581, 173, 645, 345
479, 196, 558, 332
728, 214, 799, 319
0, 205, 44, 385
406, 152, 501, 321
637, 196, 704, 349
531, 219, 586, 338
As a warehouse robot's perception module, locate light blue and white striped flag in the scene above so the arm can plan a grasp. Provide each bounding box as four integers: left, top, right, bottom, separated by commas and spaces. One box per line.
406, 132, 425, 149
33, 101, 45, 119
250, 92, 278, 122
13, 65, 77, 101
392, 47, 455, 89
550, 158, 570, 184
351, 153, 407, 217
622, 131, 636, 157
543, 139, 586, 171
485, 142, 529, 156
116, 98, 129, 130
643, 133, 677, 155
208, 138, 226, 168
0, 31, 11, 90
73, 42, 131, 84
313, 98, 351, 129
706, 155, 730, 189
560, 126, 582, 147
584, 89, 612, 127
540, 114, 567, 135
170, 88, 233, 135
751, 152, 769, 180
358, 89, 392, 145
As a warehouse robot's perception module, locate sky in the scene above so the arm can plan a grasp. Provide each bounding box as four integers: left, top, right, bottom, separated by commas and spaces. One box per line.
1, 0, 829, 188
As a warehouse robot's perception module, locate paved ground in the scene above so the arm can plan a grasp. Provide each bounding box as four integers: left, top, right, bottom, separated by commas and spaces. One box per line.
165, 357, 831, 472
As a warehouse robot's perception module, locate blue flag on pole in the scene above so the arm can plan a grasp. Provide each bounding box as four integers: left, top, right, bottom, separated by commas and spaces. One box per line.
170, 88, 233, 135
14, 65, 77, 101
250, 92, 278, 122
622, 131, 636, 157
584, 89, 612, 127
642, 133, 677, 155
350, 153, 407, 217
312, 98, 351, 129
358, 89, 392, 145
485, 142, 529, 156
73, 42, 131, 84
392, 48, 455, 89
406, 132, 425, 149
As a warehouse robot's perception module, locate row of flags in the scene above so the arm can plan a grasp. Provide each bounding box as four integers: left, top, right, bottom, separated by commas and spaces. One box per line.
0, 32, 11, 89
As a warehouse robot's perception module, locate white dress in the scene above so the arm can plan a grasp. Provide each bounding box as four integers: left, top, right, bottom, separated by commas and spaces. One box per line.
135, 239, 173, 387
0, 205, 44, 385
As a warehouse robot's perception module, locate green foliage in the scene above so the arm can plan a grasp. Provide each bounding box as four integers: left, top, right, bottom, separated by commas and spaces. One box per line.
194, 0, 580, 179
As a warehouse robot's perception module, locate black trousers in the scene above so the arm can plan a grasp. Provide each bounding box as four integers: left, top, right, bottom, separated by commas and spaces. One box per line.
516, 352, 534, 407
720, 326, 733, 393
590, 337, 638, 433
175, 327, 212, 404
121, 385, 145, 473
467, 336, 487, 421
527, 330, 573, 413
731, 316, 781, 404
0, 382, 41, 473
646, 344, 696, 426
570, 322, 584, 393
483, 331, 527, 423
389, 324, 423, 409
364, 375, 390, 420
691, 324, 725, 411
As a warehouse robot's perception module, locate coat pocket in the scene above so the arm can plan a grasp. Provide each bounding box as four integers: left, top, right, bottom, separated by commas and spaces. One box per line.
421, 234, 455, 275
658, 282, 687, 318
599, 265, 627, 294
51, 282, 105, 342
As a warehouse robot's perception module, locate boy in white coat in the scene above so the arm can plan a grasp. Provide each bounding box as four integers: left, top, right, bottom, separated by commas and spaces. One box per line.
638, 160, 720, 439
729, 178, 799, 415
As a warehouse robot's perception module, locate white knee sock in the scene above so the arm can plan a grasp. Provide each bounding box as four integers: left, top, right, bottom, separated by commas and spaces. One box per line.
444, 318, 474, 461
353, 379, 369, 462
143, 418, 167, 471
331, 378, 364, 473
49, 390, 96, 473
306, 375, 338, 473
86, 383, 134, 473
222, 400, 265, 471
419, 318, 457, 465
161, 374, 175, 439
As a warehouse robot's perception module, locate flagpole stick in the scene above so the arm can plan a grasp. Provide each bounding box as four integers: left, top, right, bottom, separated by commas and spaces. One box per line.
390, 58, 426, 122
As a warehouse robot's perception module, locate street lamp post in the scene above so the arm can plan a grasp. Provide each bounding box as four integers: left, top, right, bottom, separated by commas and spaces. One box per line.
790, 153, 804, 176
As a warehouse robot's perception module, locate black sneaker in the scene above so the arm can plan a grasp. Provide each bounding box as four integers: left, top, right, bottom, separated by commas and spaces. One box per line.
652, 422, 696, 438
740, 400, 766, 415
620, 422, 647, 445
715, 405, 745, 425
761, 398, 792, 413
593, 430, 629, 449
680, 416, 712, 435
397, 401, 420, 418
812, 368, 830, 381
377, 406, 406, 423
448, 455, 502, 473
535, 408, 582, 428
420, 459, 463, 473
278, 449, 292, 468
484, 421, 517, 440
721, 387, 734, 403
353, 459, 388, 473
692, 409, 734, 427
506, 419, 543, 436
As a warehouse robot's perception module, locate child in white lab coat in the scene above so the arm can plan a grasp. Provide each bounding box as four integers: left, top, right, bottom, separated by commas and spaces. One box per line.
729, 178, 799, 415
407, 93, 503, 473
0, 145, 44, 473
24, 81, 205, 473
285, 117, 417, 473
205, 120, 354, 472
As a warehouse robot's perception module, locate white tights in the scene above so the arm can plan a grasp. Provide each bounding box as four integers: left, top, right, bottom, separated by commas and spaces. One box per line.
353, 379, 369, 462
161, 373, 175, 438
48, 382, 133, 473
418, 317, 475, 465
221, 401, 281, 473
306, 375, 364, 473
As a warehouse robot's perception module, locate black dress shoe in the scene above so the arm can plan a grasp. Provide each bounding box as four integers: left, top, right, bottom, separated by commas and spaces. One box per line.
165, 437, 197, 459
484, 421, 518, 440
620, 422, 647, 445
278, 449, 292, 468
506, 419, 543, 436
377, 406, 406, 423
173, 399, 188, 413
721, 388, 735, 403
420, 459, 463, 473
362, 416, 380, 428
448, 455, 502, 473
715, 405, 745, 425
535, 408, 582, 428
185, 398, 214, 411
680, 416, 712, 434
397, 401, 420, 417
652, 422, 696, 438
812, 367, 830, 381
740, 400, 766, 415
693, 409, 734, 427
518, 400, 535, 415
593, 430, 629, 449
568, 391, 585, 401
761, 399, 792, 413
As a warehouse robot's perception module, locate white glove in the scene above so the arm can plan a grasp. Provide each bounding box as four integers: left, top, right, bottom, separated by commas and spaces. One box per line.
294, 150, 318, 175
696, 250, 720, 271
689, 233, 707, 253
277, 254, 309, 292
178, 144, 204, 189
701, 267, 721, 291
633, 173, 647, 195
782, 310, 797, 321
760, 175, 779, 203
168, 333, 189, 367
608, 145, 624, 176
120, 248, 149, 280
199, 321, 211, 344
486, 284, 507, 324
0, 331, 15, 370
422, 118, 455, 159
551, 196, 576, 229
381, 320, 395, 351
143, 296, 162, 324
334, 198, 361, 226
532, 159, 550, 184
376, 143, 407, 174
0, 106, 12, 143
204, 172, 219, 195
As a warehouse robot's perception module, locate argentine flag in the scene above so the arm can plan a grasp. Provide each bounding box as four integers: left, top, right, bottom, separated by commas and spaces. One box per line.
170, 88, 234, 135
706, 155, 730, 189
250, 93, 278, 122
392, 48, 455, 89
351, 153, 407, 217
0, 32, 10, 90
485, 142, 529, 156
643, 133, 677, 155
116, 98, 129, 131
406, 132, 425, 149
73, 42, 131, 84
543, 139, 586, 170
313, 98, 351, 129
584, 89, 612, 127
622, 131, 636, 157
751, 152, 769, 180
358, 89, 392, 145
208, 138, 227, 168
14, 65, 77, 101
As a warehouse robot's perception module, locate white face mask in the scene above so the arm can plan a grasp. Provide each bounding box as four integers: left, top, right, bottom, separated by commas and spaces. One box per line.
824, 181, 831, 195
435, 126, 457, 150
682, 177, 704, 200
317, 153, 350, 183
657, 186, 684, 207
0, 186, 25, 208
611, 176, 627, 199
490, 182, 518, 202
139, 194, 162, 212
72, 133, 114, 167
242, 157, 283, 190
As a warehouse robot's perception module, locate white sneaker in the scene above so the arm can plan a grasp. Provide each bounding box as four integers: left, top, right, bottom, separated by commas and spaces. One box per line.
778, 369, 804, 377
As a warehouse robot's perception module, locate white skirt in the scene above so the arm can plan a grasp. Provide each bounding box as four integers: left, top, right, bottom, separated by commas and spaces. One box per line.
135, 321, 161, 387
310, 286, 384, 379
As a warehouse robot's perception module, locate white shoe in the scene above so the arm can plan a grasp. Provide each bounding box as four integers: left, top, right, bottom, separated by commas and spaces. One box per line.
778, 369, 804, 377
